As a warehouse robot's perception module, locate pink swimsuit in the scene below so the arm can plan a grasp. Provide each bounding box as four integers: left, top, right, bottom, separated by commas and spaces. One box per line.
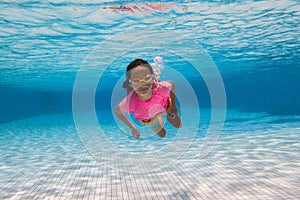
118, 81, 172, 124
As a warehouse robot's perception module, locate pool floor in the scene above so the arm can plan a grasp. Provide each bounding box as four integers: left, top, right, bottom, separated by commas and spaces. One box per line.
0, 113, 299, 199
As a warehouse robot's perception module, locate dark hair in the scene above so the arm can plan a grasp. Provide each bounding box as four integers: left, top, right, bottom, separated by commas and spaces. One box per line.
123, 59, 154, 93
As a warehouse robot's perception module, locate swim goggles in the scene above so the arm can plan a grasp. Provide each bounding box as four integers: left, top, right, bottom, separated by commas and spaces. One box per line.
129, 74, 155, 85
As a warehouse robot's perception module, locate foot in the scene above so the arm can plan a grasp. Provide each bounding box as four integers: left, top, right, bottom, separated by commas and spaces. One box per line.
167, 112, 182, 128
156, 127, 166, 138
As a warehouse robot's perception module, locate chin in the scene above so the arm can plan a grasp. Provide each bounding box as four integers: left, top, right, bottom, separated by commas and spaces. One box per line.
137, 88, 151, 96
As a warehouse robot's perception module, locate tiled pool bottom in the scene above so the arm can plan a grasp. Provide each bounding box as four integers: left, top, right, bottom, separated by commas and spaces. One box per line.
0, 114, 299, 199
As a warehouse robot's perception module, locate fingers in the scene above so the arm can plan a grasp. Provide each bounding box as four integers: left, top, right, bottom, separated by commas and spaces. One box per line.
134, 132, 140, 138
132, 129, 140, 138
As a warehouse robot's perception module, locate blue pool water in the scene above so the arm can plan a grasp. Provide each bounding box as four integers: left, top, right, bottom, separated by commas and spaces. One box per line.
1, 0, 300, 199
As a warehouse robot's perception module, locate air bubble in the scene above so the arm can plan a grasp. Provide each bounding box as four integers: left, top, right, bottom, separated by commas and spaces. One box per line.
151, 56, 164, 81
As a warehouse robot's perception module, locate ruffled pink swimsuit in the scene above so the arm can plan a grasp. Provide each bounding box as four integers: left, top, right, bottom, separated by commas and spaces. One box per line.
118, 81, 172, 124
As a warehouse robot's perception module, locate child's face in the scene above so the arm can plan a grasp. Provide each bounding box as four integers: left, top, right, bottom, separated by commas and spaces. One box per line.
129, 65, 153, 97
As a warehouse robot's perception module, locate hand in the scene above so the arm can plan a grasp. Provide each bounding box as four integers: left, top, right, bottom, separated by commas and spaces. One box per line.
131, 128, 140, 138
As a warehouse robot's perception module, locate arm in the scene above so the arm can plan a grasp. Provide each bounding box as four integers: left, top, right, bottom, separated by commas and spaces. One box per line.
166, 80, 178, 114
166, 80, 182, 128
114, 105, 140, 138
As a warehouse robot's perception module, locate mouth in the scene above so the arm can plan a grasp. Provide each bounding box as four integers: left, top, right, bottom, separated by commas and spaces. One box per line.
137, 84, 151, 93
138, 87, 149, 93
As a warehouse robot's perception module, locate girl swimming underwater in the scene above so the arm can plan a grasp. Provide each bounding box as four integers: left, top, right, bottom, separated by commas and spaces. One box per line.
114, 59, 182, 138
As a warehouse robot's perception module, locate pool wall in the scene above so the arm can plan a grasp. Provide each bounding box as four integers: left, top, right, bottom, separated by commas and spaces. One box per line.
1, 64, 299, 124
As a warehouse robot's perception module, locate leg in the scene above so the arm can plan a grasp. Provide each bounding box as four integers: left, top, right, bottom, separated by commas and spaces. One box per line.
150, 115, 166, 138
